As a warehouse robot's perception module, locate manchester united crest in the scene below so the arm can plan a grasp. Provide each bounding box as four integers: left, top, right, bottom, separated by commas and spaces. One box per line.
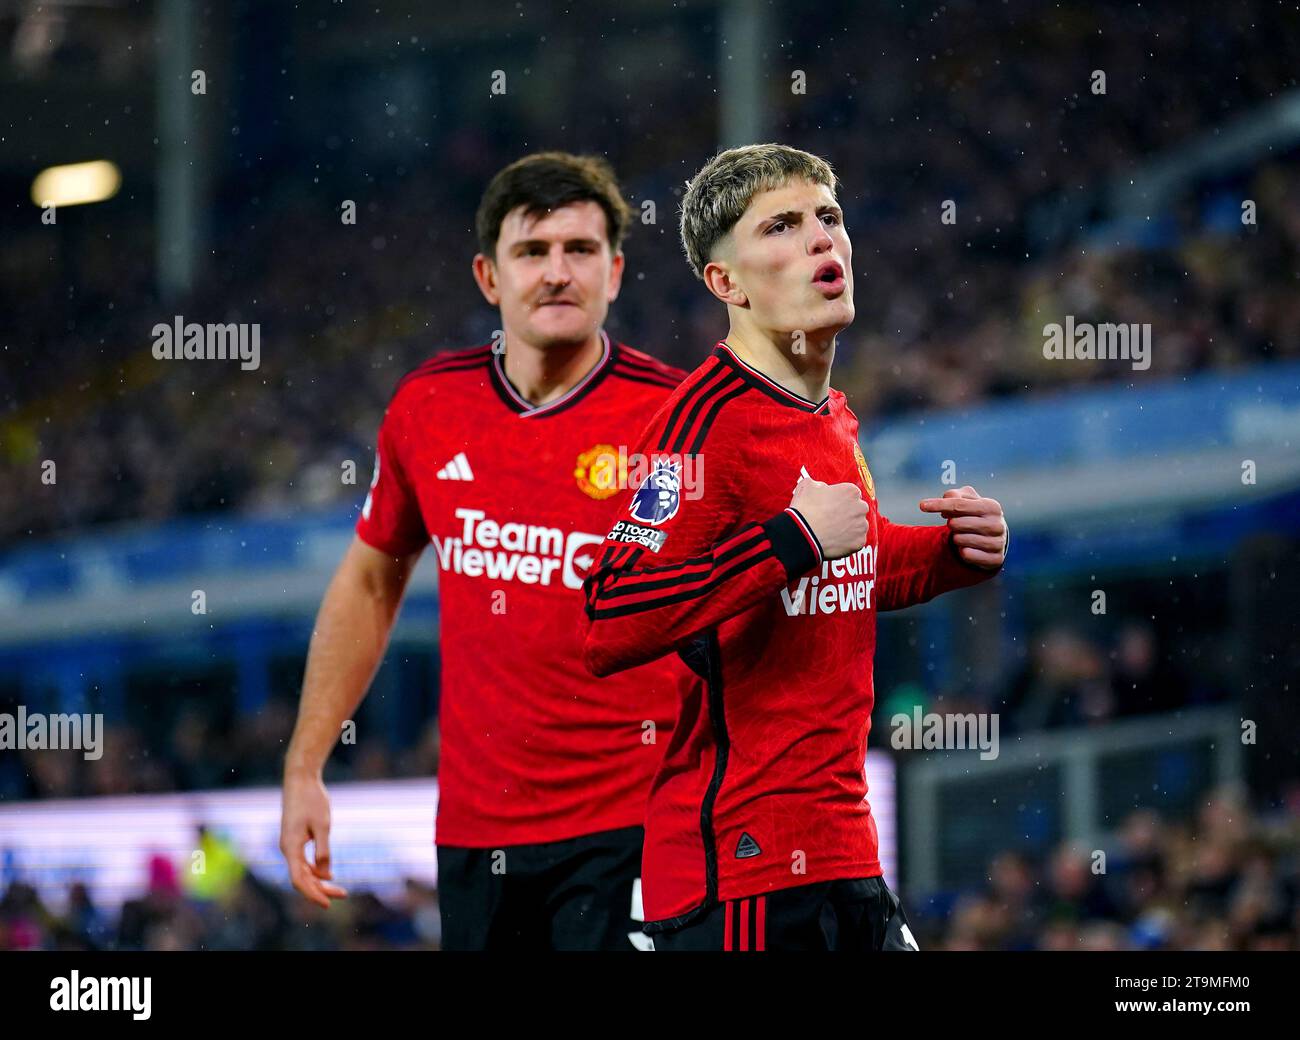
574, 443, 621, 500
853, 442, 875, 499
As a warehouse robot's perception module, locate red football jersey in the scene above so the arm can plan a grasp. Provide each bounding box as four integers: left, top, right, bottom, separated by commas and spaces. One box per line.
581, 342, 1000, 930
356, 332, 687, 847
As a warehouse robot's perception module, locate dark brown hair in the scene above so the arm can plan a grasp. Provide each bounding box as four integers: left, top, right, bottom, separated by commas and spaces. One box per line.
475, 151, 633, 259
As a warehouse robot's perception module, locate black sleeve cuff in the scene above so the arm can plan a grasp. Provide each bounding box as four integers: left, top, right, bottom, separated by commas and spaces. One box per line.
763, 508, 822, 580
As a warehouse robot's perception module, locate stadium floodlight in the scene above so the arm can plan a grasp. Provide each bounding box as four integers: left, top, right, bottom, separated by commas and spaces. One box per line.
30, 159, 121, 208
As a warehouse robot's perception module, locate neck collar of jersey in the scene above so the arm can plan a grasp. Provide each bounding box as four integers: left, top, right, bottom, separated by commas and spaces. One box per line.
490, 329, 614, 418
713, 342, 831, 414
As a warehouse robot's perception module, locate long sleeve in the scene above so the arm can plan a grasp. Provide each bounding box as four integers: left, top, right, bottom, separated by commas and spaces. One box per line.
875, 513, 1001, 612
581, 466, 821, 677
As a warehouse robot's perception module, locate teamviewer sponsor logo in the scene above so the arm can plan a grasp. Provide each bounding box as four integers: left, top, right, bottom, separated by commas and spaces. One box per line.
432, 508, 601, 590
562, 531, 604, 588
780, 544, 876, 616
50, 971, 151, 1020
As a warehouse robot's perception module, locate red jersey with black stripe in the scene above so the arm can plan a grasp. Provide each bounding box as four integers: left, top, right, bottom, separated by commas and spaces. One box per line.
580, 342, 1000, 930
356, 332, 687, 846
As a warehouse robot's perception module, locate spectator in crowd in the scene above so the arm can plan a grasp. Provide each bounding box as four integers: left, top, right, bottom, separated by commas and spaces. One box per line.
919, 790, 1300, 951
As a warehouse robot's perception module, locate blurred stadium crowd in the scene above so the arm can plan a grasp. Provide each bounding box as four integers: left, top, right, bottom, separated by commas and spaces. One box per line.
0, 697, 443, 801
0, 617, 1228, 802
3, 2, 1299, 542
0, 858, 445, 952
926, 789, 1300, 951
3, 788, 1295, 951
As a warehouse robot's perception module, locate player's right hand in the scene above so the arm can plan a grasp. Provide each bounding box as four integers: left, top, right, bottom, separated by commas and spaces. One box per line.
789, 476, 868, 560
280, 770, 349, 909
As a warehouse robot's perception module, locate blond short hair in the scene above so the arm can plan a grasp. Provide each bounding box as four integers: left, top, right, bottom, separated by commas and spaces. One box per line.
679, 143, 839, 279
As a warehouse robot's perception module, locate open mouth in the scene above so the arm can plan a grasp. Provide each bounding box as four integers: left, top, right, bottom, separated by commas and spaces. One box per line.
812, 261, 846, 295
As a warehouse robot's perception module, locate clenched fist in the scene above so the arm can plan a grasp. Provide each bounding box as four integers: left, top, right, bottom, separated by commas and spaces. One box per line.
918, 485, 1008, 570
790, 476, 868, 560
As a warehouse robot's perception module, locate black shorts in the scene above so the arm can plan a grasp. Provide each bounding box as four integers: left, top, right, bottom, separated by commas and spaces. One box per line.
436, 825, 649, 951
649, 876, 919, 952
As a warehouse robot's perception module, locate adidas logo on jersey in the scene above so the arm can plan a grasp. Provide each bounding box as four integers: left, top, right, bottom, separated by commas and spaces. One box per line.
436, 453, 474, 481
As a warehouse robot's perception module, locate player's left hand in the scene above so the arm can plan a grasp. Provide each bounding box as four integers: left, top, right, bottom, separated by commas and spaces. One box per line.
918, 486, 1007, 570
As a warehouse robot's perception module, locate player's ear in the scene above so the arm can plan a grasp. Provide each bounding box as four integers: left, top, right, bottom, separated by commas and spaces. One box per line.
703, 259, 746, 308
471, 253, 501, 306
605, 248, 625, 303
